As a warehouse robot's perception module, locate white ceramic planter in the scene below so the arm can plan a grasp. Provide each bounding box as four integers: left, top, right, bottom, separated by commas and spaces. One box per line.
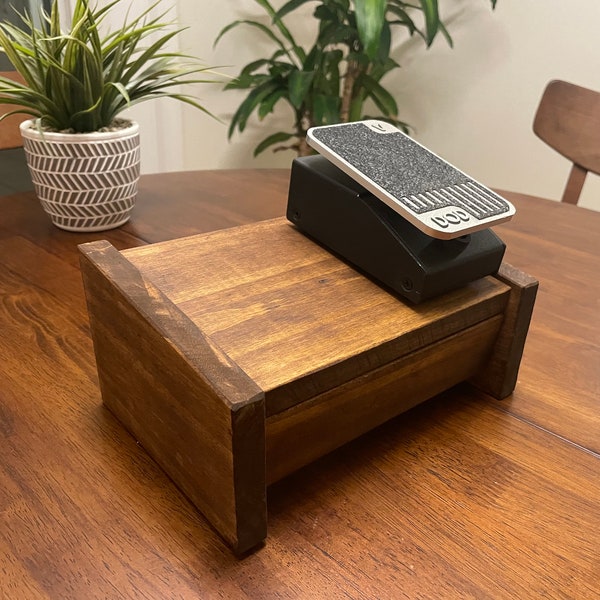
20, 120, 141, 232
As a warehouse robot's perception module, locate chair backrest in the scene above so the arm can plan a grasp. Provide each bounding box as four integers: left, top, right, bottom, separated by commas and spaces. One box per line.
0, 71, 27, 150
533, 79, 600, 205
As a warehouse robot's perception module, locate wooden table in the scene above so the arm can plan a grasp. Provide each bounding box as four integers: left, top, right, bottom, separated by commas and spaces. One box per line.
0, 171, 598, 599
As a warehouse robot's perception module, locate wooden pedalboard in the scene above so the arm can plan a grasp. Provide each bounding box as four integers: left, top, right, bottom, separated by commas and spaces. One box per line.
79, 218, 537, 554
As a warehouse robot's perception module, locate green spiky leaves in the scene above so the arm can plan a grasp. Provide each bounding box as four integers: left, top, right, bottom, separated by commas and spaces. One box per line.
0, 0, 216, 132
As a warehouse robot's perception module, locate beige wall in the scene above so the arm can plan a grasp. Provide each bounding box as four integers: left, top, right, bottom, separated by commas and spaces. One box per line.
156, 0, 600, 211
86, 0, 184, 173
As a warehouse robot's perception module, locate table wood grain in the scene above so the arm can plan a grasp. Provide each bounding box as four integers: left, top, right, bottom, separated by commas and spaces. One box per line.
0, 171, 598, 599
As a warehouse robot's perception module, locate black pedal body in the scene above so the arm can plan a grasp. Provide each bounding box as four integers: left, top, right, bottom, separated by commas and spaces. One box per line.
287, 155, 506, 304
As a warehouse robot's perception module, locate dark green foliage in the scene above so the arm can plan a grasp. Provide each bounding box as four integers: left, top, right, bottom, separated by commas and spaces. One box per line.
215, 0, 497, 156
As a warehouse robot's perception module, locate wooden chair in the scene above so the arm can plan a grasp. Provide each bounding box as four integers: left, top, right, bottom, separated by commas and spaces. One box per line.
0, 71, 26, 150
533, 80, 600, 205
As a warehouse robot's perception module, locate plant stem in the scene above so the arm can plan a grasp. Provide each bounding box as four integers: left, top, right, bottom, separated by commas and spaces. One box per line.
296, 110, 314, 156
297, 136, 312, 156
340, 59, 362, 123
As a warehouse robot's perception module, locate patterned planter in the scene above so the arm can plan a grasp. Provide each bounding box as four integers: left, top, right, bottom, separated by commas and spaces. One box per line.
20, 120, 141, 232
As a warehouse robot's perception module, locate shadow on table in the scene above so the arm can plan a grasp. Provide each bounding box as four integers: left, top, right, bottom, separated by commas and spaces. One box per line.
0, 147, 33, 195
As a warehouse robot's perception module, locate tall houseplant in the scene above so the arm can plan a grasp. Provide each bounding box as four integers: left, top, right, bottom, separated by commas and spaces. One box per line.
216, 0, 497, 156
0, 0, 214, 231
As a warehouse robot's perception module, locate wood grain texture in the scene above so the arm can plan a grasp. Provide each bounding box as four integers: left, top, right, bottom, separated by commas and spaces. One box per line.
80, 240, 267, 554
497, 191, 600, 453
471, 262, 539, 399
123, 218, 510, 415
533, 79, 600, 204
266, 386, 600, 600
0, 171, 598, 597
266, 316, 503, 484
562, 163, 587, 204
90, 218, 513, 547
124, 169, 291, 242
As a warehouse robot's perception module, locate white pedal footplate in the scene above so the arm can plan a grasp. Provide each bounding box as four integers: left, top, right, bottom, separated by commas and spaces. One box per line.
307, 120, 515, 239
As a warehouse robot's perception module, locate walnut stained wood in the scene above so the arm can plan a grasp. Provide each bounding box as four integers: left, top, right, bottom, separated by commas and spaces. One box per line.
533, 79, 600, 204
81, 216, 534, 552
0, 171, 598, 598
120, 219, 512, 415
80, 240, 267, 554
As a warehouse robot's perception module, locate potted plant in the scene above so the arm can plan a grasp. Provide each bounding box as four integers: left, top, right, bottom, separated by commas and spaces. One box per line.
216, 0, 497, 157
0, 0, 215, 232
